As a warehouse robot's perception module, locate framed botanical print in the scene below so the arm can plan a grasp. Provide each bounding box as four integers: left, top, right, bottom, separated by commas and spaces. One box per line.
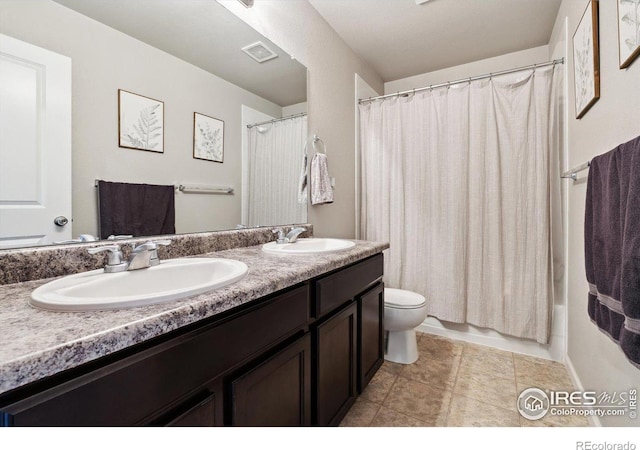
617, 0, 640, 68
193, 112, 224, 163
572, 0, 600, 119
118, 90, 164, 152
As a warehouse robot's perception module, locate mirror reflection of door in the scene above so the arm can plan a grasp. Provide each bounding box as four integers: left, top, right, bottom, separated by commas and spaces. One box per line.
0, 34, 72, 249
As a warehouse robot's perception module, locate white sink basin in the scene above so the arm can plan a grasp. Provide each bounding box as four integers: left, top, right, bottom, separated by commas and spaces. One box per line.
262, 238, 356, 255
30, 258, 248, 312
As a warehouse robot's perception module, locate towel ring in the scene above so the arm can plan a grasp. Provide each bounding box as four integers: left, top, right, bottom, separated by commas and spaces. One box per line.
312, 134, 326, 155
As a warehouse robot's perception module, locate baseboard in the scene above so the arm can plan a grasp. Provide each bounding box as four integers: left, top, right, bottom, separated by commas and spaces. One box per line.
564, 354, 602, 427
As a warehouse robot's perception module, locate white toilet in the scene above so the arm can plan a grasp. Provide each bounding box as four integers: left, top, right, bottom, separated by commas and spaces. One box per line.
384, 288, 428, 364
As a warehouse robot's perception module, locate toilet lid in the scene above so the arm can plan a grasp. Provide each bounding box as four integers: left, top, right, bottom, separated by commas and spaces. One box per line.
384, 288, 426, 309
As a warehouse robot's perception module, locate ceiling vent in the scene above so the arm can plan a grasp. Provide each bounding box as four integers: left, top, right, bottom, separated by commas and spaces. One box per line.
242, 41, 278, 63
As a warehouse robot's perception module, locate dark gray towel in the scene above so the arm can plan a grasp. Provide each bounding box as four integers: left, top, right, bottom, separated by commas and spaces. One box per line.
585, 135, 640, 369
97, 181, 175, 239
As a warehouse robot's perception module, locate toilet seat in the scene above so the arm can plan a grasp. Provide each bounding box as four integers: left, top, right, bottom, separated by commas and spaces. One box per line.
384, 288, 426, 309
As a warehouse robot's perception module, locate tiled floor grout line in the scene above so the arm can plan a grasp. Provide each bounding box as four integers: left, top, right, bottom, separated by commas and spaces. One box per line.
445, 343, 467, 426
376, 360, 448, 426
510, 351, 523, 427
360, 361, 405, 424
379, 399, 431, 426
365, 401, 383, 427
366, 371, 400, 426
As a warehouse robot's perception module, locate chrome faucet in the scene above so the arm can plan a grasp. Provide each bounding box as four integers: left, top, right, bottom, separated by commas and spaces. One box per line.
272, 227, 307, 244
88, 240, 171, 272
88, 244, 127, 273
128, 242, 157, 270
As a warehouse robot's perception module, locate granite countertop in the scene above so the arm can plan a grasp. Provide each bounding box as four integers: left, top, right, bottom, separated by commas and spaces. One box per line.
0, 240, 388, 396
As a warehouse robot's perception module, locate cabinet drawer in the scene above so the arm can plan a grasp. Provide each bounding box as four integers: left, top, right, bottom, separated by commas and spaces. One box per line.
1, 285, 309, 426
314, 254, 383, 317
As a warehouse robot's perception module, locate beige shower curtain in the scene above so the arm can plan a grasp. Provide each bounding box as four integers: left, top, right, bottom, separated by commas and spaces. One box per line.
359, 65, 562, 343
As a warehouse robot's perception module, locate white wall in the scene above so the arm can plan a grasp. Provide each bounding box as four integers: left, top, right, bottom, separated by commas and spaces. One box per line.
550, 0, 640, 427
0, 0, 282, 238
218, 0, 384, 239
282, 102, 308, 117
385, 46, 549, 93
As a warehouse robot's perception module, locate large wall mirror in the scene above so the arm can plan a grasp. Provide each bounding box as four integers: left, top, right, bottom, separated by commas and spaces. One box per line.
0, 0, 308, 250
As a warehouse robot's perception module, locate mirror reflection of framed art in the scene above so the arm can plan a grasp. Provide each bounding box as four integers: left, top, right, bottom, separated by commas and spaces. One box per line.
193, 112, 224, 163
118, 89, 164, 153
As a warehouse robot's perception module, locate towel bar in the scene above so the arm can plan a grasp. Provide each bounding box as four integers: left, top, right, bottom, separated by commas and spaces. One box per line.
178, 185, 234, 195
94, 180, 233, 195
561, 161, 591, 181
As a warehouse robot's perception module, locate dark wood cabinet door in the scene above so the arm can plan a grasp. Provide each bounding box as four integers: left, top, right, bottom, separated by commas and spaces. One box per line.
165, 391, 219, 426
313, 301, 357, 426
166, 394, 217, 426
156, 378, 222, 427
231, 334, 311, 426
358, 282, 384, 393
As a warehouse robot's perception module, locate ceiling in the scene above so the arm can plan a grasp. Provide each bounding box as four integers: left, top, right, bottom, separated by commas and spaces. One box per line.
308, 0, 562, 82
52, 0, 307, 106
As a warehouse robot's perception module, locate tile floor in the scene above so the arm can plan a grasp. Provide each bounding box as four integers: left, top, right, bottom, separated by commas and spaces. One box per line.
340, 332, 591, 427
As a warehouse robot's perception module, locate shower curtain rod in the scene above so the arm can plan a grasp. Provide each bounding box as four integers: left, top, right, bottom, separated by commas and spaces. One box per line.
358, 58, 564, 104
246, 112, 307, 129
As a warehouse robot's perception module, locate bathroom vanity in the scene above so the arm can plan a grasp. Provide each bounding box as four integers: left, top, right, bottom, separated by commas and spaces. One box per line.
0, 238, 387, 426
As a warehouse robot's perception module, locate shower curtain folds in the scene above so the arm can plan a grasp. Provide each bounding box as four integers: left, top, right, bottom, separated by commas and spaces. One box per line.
359, 66, 562, 344
246, 115, 307, 227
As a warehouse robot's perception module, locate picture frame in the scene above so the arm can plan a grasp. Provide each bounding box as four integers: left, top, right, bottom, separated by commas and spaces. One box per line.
617, 0, 640, 69
572, 0, 600, 119
193, 112, 224, 163
118, 89, 164, 153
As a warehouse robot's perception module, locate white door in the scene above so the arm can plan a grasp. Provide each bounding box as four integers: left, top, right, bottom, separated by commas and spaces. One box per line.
0, 34, 72, 249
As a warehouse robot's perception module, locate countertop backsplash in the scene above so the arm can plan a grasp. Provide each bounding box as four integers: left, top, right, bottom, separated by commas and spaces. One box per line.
0, 225, 313, 285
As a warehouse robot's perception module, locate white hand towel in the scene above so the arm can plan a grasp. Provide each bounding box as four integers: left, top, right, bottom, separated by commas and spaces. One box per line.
310, 153, 333, 205
298, 154, 307, 204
